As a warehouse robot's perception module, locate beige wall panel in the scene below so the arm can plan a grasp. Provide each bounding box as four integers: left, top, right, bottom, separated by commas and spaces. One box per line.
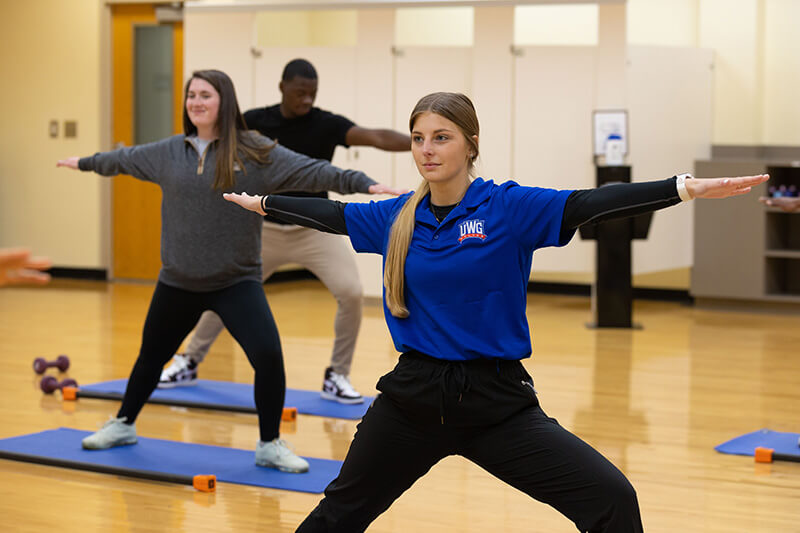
392, 47, 473, 192
762, 0, 800, 145
627, 0, 698, 48
0, 0, 107, 268
514, 4, 598, 46
350, 9, 397, 298
184, 11, 256, 109
513, 46, 596, 275
255, 10, 312, 46
627, 45, 713, 276
394, 7, 473, 47
472, 6, 514, 181
698, 0, 760, 145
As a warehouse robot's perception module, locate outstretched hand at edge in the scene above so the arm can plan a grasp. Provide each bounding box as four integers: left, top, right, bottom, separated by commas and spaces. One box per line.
685, 174, 769, 199
0, 248, 52, 287
759, 195, 800, 213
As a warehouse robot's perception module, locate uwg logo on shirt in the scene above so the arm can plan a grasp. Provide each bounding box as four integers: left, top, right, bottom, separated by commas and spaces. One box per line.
458, 219, 487, 243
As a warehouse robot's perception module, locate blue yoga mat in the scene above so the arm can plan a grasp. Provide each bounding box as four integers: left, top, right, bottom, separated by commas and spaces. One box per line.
0, 428, 341, 493
715, 428, 800, 457
79, 379, 373, 420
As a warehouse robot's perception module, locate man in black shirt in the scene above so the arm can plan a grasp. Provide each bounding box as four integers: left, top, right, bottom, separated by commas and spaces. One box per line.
159, 59, 410, 404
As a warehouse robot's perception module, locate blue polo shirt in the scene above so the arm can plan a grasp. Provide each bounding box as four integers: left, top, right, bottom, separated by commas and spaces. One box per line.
344, 177, 575, 361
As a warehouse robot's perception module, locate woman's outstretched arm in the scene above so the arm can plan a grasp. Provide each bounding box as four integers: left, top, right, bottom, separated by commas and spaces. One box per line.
56, 137, 177, 183
560, 174, 769, 240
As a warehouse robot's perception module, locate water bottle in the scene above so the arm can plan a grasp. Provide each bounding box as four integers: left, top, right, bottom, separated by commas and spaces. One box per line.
605, 133, 624, 166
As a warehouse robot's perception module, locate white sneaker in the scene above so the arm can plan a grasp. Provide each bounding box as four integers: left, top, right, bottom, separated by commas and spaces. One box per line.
158, 354, 198, 389
321, 367, 364, 404
82, 416, 137, 449
255, 438, 309, 473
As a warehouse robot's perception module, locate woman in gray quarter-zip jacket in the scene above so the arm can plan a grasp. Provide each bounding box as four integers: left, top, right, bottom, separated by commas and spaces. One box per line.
57, 69, 402, 473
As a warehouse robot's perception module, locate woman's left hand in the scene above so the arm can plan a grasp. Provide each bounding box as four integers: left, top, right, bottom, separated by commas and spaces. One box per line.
368, 183, 409, 196
685, 174, 769, 199
223, 192, 265, 215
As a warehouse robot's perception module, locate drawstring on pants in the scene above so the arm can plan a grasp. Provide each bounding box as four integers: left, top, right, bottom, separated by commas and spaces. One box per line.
437, 361, 471, 424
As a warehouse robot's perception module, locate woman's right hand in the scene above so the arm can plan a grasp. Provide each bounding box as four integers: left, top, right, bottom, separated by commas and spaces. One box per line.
223, 192, 266, 215
56, 157, 80, 169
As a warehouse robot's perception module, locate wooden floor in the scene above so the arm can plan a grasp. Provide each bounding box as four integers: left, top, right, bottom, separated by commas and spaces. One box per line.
1, 279, 798, 532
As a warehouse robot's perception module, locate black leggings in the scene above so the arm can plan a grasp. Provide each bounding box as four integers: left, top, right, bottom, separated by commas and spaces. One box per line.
297, 352, 643, 532
117, 280, 285, 441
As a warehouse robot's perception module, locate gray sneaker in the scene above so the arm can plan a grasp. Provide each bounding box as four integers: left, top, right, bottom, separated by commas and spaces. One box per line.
82, 416, 137, 449
255, 438, 309, 473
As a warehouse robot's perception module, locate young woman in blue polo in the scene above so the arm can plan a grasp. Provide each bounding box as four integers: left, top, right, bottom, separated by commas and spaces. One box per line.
224, 92, 768, 533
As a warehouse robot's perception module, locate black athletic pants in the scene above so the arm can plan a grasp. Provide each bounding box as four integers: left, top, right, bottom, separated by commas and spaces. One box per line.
297, 351, 643, 532
117, 280, 286, 441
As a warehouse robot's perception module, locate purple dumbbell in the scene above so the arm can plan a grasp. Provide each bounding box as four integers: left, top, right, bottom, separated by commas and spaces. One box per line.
40, 376, 78, 394
33, 355, 70, 374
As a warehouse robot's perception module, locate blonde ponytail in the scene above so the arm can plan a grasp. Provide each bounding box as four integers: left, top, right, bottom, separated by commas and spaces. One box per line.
385, 92, 479, 318
384, 181, 430, 318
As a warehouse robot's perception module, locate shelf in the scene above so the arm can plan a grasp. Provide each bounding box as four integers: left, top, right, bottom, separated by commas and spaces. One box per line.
766, 168, 800, 299
764, 206, 800, 214
764, 250, 800, 259
762, 293, 800, 304
765, 211, 800, 250
765, 256, 800, 296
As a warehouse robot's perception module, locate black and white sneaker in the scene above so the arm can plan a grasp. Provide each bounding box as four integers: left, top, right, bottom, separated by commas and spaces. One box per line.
157, 354, 198, 389
321, 367, 364, 404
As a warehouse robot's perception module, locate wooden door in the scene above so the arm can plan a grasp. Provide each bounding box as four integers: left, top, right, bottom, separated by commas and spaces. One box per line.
111, 4, 183, 280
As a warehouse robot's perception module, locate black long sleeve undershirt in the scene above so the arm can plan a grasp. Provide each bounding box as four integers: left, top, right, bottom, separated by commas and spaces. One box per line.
263, 176, 682, 239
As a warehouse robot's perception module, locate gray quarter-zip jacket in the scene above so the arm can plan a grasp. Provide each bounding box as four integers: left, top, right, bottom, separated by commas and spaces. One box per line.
79, 134, 377, 291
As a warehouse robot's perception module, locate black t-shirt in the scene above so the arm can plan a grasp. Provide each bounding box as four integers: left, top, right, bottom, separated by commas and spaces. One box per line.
243, 104, 355, 204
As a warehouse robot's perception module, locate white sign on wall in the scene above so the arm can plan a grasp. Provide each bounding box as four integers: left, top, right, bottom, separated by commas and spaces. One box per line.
592, 109, 628, 156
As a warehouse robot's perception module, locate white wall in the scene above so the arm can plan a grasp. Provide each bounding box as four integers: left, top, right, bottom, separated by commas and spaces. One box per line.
632, 0, 800, 147
349, 9, 398, 298
184, 11, 256, 109
472, 6, 514, 181
513, 46, 597, 276
514, 4, 598, 46
395, 7, 474, 46
627, 0, 698, 48
627, 45, 713, 273
698, 0, 761, 144
761, 0, 800, 145
254, 10, 357, 47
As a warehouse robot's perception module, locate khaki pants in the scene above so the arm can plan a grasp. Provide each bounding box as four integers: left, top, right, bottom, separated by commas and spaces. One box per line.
185, 221, 363, 376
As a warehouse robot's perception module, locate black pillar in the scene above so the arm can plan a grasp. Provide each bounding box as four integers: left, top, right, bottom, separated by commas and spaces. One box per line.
594, 211, 634, 327
579, 166, 652, 328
